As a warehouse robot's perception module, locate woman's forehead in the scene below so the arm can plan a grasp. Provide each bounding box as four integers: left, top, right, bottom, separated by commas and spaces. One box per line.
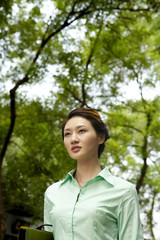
64, 116, 92, 130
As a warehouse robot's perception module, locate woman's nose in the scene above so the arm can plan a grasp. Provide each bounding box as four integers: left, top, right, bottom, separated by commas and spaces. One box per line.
71, 133, 79, 144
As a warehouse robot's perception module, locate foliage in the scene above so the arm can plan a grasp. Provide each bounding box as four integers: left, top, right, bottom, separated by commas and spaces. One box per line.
2, 97, 76, 219
0, 0, 160, 239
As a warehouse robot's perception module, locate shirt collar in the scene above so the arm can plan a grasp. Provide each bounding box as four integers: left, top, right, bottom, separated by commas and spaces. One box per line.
60, 169, 76, 186
98, 167, 114, 186
60, 167, 114, 186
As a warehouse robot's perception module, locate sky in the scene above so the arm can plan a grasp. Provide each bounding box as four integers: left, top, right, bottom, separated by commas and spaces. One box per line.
3, 75, 160, 102
1, 1, 160, 238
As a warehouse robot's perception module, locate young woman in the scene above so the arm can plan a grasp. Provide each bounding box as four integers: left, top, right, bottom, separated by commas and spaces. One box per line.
44, 107, 144, 240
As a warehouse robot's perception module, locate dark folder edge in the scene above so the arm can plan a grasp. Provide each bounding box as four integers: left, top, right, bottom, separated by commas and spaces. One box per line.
18, 226, 54, 240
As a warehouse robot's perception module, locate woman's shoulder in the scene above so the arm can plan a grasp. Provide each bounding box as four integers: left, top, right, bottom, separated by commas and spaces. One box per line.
45, 180, 63, 195
111, 174, 136, 192
103, 167, 136, 191
108, 175, 138, 203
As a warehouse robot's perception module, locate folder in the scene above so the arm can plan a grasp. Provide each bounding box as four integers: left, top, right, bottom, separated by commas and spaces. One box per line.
18, 226, 54, 240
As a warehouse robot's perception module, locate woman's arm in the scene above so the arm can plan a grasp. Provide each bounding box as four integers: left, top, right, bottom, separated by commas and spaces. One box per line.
44, 193, 53, 232
117, 185, 144, 240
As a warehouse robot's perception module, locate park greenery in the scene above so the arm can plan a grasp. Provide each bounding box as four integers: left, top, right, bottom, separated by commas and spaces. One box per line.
0, 0, 160, 239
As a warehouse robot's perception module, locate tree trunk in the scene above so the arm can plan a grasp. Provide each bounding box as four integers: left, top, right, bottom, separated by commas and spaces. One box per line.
136, 110, 152, 193
150, 191, 156, 240
0, 167, 6, 240
136, 158, 148, 193
0, 2, 93, 238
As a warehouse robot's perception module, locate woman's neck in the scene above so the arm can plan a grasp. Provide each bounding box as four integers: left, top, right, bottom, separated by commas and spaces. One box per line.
74, 161, 102, 188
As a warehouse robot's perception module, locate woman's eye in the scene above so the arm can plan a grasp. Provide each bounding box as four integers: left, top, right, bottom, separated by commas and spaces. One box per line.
79, 129, 86, 133
64, 132, 70, 137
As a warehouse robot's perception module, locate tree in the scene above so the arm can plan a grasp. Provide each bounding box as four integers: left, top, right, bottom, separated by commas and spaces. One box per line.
2, 97, 76, 219
0, 1, 97, 238
1, 0, 160, 239
101, 97, 160, 238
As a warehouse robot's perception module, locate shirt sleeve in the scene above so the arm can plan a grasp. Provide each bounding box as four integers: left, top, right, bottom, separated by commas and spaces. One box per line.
117, 185, 144, 240
44, 190, 53, 233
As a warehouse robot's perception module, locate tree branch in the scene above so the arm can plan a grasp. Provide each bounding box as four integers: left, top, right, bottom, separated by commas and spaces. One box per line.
0, 75, 29, 166
149, 190, 157, 240
0, 0, 93, 166
121, 124, 143, 135
66, 87, 83, 103
32, 2, 92, 64
114, 7, 151, 12
0, 4, 94, 236
66, 86, 90, 108
0, 167, 6, 240
136, 111, 153, 192
136, 157, 148, 193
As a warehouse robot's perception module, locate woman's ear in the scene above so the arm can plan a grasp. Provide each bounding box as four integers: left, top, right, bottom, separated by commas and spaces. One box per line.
98, 134, 105, 144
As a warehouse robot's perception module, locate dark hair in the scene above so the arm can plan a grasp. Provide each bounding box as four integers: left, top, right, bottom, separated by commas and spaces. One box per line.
62, 108, 110, 158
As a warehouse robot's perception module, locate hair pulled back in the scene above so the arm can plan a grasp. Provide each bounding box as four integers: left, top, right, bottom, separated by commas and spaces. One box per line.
62, 108, 110, 158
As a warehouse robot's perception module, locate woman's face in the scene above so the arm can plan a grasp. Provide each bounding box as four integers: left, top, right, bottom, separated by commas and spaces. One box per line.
63, 116, 104, 161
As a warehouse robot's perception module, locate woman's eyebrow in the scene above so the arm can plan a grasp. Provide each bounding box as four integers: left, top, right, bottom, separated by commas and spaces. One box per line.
64, 125, 87, 131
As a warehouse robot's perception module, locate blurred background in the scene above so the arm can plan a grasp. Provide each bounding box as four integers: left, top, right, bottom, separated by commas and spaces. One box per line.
0, 0, 160, 239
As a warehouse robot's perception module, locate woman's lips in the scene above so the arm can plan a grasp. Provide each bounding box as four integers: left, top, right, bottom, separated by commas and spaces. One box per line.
71, 146, 81, 152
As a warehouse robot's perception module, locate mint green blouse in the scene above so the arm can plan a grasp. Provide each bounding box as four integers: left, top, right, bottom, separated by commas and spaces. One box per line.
44, 167, 144, 240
